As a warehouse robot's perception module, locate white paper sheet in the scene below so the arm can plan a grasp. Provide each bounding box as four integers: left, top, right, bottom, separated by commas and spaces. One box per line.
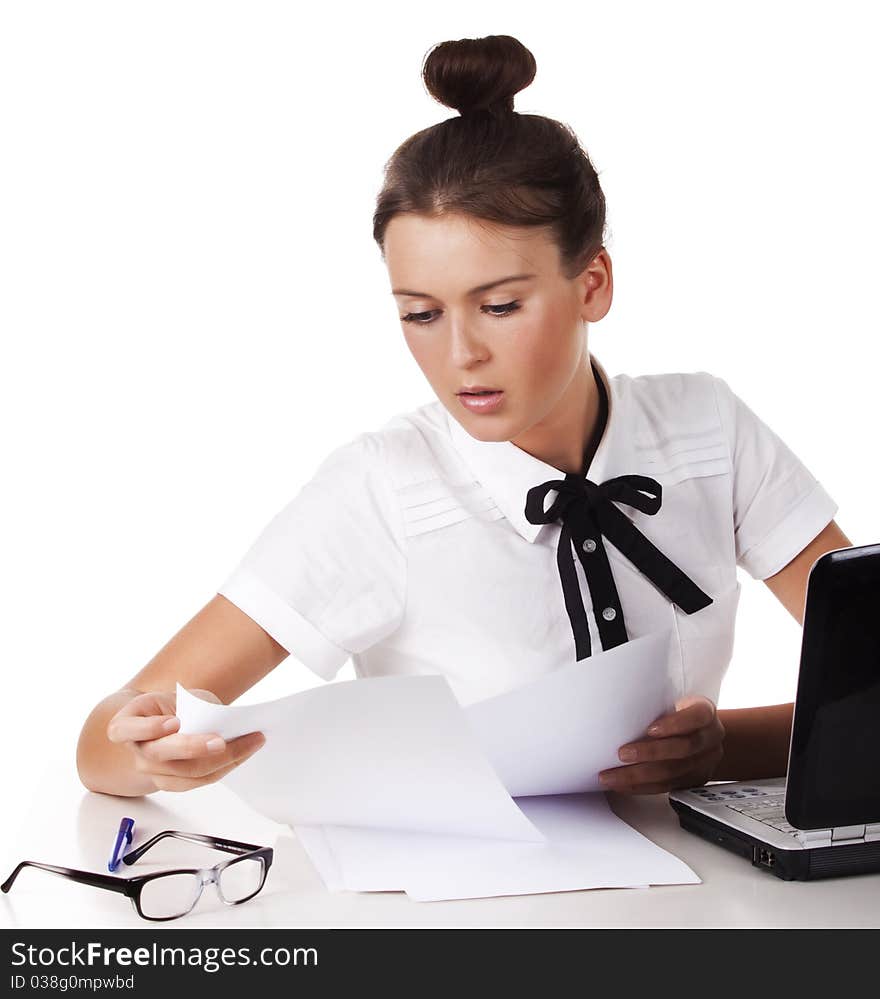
292, 826, 346, 892
295, 792, 700, 901
464, 628, 676, 796
175, 676, 544, 842
175, 624, 698, 901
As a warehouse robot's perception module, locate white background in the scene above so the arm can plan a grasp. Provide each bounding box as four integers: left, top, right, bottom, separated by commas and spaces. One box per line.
2, 1, 878, 833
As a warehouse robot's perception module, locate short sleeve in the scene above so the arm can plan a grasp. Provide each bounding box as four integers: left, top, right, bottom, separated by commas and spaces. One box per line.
217, 432, 407, 681
712, 374, 839, 580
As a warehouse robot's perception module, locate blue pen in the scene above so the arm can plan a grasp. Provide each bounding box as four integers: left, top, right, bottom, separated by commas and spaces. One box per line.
108, 817, 135, 872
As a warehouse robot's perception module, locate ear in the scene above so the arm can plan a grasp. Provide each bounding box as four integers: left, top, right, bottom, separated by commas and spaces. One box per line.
577, 248, 613, 323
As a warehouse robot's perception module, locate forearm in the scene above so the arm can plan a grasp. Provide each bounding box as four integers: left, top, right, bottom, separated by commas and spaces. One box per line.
711, 702, 793, 781
76, 688, 158, 797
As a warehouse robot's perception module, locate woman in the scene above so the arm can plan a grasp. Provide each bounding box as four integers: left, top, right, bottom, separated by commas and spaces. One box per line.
76, 34, 851, 799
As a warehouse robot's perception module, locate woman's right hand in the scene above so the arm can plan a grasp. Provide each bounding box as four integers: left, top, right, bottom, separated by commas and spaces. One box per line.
106, 689, 266, 792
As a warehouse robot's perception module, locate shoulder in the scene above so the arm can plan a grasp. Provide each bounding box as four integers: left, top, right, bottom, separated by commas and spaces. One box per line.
618, 369, 722, 443
618, 369, 718, 431
368, 398, 466, 490
612, 369, 730, 485
343, 399, 503, 541
313, 398, 465, 509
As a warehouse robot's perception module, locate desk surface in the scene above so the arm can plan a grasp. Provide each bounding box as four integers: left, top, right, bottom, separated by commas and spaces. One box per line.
3, 759, 879, 929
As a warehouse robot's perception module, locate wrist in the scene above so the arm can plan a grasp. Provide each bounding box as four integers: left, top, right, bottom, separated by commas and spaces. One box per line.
712, 703, 793, 781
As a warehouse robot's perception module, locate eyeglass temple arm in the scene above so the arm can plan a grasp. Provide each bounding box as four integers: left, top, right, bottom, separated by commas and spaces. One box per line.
1, 861, 130, 895
121, 830, 264, 865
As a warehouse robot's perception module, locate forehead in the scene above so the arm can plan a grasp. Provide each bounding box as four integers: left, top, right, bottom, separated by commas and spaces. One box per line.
385, 213, 561, 293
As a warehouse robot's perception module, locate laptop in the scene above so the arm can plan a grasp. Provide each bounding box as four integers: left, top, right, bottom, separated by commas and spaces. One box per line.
668, 542, 880, 880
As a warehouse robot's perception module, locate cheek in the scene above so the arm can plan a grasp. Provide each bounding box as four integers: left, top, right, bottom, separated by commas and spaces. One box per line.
403, 330, 444, 381
403, 329, 429, 362
510, 311, 577, 385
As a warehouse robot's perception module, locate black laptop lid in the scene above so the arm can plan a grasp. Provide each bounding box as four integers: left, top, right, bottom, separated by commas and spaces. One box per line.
786, 543, 880, 829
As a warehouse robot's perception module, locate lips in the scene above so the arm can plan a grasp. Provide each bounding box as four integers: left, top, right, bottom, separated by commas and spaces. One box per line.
457, 388, 505, 413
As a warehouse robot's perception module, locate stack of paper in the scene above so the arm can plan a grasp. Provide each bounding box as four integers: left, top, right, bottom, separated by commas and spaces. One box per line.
176, 627, 700, 901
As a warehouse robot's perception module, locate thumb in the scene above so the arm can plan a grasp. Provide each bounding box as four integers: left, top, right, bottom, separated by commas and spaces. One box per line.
190, 688, 223, 705
674, 694, 715, 713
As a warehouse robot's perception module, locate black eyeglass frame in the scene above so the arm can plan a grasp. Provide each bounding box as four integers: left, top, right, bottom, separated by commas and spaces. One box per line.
1, 830, 274, 922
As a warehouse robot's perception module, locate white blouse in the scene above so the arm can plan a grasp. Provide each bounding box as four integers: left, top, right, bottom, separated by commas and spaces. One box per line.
217, 355, 838, 706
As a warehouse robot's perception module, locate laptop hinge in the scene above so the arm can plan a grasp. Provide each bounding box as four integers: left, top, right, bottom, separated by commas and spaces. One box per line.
796, 823, 880, 848
796, 828, 832, 848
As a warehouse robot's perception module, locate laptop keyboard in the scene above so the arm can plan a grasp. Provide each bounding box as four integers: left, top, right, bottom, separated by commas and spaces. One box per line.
689, 787, 799, 835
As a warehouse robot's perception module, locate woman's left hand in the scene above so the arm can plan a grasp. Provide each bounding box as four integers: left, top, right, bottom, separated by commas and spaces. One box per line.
598, 695, 725, 794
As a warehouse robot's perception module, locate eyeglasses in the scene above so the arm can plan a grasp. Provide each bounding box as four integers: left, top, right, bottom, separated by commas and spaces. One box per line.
1, 830, 274, 921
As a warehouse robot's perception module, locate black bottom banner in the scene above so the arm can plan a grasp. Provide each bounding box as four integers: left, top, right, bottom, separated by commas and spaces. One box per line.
1, 927, 876, 992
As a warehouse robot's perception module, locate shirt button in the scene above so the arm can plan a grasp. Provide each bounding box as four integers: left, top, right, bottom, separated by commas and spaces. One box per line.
582, 538, 597, 553
602, 607, 617, 621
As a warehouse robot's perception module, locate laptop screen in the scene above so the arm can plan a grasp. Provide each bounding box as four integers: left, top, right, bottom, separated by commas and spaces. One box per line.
786, 545, 880, 829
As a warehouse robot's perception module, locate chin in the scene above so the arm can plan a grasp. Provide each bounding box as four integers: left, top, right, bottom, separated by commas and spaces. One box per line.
460, 413, 517, 443
471, 427, 511, 443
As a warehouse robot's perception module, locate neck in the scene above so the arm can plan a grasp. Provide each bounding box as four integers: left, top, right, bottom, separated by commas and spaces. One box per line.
511, 353, 605, 476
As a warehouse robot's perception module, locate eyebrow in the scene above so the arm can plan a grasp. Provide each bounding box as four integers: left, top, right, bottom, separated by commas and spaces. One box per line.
391, 273, 537, 299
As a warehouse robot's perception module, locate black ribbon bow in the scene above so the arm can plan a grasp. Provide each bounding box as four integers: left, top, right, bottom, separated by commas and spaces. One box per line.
524, 473, 713, 661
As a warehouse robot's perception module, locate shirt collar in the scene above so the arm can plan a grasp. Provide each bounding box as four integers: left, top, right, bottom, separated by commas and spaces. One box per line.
445, 354, 632, 544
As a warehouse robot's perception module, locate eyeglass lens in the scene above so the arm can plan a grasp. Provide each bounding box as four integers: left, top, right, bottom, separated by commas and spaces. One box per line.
139, 873, 202, 919
217, 855, 265, 903
138, 856, 266, 919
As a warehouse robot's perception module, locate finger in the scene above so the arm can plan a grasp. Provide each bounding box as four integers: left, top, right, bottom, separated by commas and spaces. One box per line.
599, 754, 700, 789
135, 730, 230, 763
617, 727, 717, 764
150, 757, 245, 792
108, 714, 179, 743
647, 698, 715, 737
600, 745, 723, 790
136, 732, 266, 778
607, 761, 724, 796
113, 691, 176, 719
148, 737, 266, 791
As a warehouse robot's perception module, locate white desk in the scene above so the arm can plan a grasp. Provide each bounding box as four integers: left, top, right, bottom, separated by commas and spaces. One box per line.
3, 758, 879, 929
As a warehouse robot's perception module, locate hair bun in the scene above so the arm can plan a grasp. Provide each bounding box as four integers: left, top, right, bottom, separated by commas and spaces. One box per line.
422, 34, 537, 117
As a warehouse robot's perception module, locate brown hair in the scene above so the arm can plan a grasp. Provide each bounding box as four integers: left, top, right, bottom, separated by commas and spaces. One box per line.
372, 34, 608, 280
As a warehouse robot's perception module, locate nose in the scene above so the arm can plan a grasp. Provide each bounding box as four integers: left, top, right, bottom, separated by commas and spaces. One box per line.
448, 317, 489, 368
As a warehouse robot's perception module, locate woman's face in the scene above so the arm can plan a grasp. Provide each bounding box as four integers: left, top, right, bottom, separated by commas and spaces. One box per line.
384, 212, 612, 447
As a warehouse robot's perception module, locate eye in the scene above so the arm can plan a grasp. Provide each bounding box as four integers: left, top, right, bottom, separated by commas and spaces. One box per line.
483, 300, 521, 317
400, 309, 439, 325
399, 301, 522, 325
